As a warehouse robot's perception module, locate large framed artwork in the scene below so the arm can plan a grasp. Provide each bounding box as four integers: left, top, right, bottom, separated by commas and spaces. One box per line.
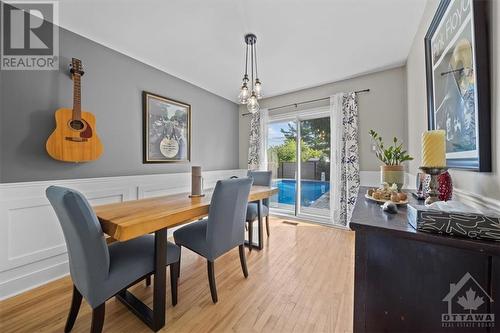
143, 91, 191, 163
424, 0, 491, 171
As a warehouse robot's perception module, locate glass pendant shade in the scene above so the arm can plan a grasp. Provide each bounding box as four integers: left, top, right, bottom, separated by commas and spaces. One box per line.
247, 93, 260, 114
238, 33, 263, 113
254, 80, 263, 99
238, 85, 249, 104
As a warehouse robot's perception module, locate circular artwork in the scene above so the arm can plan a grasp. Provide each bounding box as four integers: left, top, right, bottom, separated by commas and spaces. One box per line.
160, 138, 179, 158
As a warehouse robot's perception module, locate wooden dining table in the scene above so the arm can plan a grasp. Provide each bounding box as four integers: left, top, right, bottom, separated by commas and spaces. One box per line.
93, 185, 277, 332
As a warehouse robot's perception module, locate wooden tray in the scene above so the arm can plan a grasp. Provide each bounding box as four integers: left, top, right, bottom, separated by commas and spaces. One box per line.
364, 194, 409, 206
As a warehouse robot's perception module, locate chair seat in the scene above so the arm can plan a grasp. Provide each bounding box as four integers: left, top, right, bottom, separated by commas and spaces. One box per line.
173, 219, 209, 258
93, 235, 180, 306
246, 202, 269, 222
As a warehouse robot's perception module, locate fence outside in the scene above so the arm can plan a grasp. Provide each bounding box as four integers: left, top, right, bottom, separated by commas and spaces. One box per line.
275, 161, 330, 181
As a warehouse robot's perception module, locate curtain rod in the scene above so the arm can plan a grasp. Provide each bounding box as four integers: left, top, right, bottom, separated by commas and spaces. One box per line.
241, 88, 370, 116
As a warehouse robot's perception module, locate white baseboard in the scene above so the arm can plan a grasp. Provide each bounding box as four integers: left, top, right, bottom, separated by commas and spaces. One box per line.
0, 169, 247, 300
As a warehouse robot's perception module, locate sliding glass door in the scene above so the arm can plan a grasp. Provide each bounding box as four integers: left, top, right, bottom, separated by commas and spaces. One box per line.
267, 108, 331, 222
299, 117, 330, 217
268, 120, 297, 214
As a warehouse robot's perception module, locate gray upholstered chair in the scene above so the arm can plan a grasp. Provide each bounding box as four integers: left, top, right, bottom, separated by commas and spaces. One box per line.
46, 186, 180, 333
246, 170, 272, 250
173, 177, 253, 303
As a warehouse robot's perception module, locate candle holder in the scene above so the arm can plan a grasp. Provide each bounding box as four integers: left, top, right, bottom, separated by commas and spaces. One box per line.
419, 166, 448, 205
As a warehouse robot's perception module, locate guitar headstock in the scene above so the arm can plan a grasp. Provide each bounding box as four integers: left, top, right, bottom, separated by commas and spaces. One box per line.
70, 58, 84, 76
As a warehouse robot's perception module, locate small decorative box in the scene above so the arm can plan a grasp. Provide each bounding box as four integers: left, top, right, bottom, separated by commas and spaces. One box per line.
407, 201, 500, 242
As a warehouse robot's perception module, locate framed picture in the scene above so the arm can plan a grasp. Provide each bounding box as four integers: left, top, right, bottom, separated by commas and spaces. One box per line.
424, 0, 491, 171
143, 91, 191, 163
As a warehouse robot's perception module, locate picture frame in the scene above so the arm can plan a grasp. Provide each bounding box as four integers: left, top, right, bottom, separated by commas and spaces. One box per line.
142, 91, 191, 163
424, 0, 491, 171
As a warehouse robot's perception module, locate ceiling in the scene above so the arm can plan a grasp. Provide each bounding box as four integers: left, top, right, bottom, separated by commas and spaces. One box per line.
58, 0, 427, 102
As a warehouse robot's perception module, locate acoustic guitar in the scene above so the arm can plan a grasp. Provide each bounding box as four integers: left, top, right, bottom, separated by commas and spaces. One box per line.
46, 58, 103, 162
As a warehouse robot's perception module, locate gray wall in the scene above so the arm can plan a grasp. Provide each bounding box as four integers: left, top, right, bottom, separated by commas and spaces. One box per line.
239, 66, 407, 172
1, 28, 239, 183
0, 68, 3, 181
406, 0, 500, 199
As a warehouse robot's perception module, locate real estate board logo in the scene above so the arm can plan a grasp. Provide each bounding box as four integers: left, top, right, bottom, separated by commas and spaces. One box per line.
442, 272, 495, 329
1, 1, 59, 70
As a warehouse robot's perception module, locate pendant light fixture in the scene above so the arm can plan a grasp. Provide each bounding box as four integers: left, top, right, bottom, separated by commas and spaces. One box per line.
238, 33, 262, 114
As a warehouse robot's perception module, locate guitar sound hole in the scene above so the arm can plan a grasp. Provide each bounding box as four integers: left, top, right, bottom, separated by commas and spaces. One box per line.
69, 120, 85, 131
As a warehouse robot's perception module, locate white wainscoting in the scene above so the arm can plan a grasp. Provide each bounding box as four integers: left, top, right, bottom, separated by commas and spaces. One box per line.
0, 169, 247, 300
406, 173, 500, 212
359, 171, 381, 187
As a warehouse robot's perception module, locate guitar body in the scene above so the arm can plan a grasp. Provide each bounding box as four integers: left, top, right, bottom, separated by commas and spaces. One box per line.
46, 108, 104, 162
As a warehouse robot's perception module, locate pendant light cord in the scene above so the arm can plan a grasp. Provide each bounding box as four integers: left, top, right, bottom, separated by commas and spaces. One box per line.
251, 43, 254, 91
244, 43, 249, 80
254, 42, 258, 79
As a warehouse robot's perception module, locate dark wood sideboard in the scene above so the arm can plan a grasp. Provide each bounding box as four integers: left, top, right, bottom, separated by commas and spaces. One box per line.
350, 187, 500, 333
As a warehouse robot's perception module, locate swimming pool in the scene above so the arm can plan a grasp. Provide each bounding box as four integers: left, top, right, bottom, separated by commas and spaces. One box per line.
272, 179, 330, 207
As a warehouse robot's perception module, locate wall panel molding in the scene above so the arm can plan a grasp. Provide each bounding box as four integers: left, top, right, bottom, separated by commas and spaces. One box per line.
0, 169, 246, 300
406, 173, 500, 213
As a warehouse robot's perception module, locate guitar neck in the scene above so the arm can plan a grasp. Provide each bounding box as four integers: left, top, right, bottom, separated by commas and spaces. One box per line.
72, 74, 82, 121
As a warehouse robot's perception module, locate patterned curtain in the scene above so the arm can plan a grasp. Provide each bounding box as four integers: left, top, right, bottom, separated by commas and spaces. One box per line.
247, 112, 261, 170
248, 109, 269, 170
330, 92, 360, 226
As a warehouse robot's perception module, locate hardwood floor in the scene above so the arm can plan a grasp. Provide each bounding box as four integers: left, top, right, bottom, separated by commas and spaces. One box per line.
0, 217, 354, 333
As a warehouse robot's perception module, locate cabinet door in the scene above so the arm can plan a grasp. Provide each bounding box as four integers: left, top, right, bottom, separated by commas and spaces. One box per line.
359, 232, 491, 333
492, 256, 499, 329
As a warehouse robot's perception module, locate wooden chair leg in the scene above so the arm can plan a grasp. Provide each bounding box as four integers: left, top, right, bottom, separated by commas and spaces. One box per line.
175, 243, 182, 277
170, 262, 179, 306
265, 216, 270, 237
90, 303, 105, 333
64, 285, 82, 333
238, 245, 248, 278
207, 260, 218, 303
145, 275, 151, 287
248, 221, 253, 252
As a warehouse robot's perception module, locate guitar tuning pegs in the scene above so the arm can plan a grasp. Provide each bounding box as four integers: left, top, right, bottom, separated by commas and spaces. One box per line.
69, 63, 84, 76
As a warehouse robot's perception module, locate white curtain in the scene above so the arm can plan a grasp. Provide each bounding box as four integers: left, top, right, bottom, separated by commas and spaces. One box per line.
247, 108, 269, 170
330, 93, 360, 226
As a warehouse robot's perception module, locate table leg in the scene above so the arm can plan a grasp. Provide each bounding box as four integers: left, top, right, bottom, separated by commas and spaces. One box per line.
115, 228, 167, 332
152, 228, 167, 330
257, 199, 264, 250
244, 199, 264, 250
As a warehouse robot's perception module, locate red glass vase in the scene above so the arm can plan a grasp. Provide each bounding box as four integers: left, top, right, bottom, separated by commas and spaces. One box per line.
437, 171, 453, 201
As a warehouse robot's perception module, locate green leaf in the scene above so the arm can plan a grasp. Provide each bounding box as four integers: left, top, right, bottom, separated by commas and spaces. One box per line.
369, 130, 414, 165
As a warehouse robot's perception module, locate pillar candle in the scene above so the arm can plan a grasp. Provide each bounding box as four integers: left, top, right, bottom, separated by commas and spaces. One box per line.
421, 130, 446, 167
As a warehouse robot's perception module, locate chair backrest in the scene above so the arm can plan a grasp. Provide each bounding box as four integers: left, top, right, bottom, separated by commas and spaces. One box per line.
206, 177, 253, 260
247, 170, 272, 207
46, 186, 110, 302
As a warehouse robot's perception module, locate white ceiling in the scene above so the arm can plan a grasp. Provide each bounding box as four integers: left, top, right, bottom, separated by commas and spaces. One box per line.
58, 0, 427, 102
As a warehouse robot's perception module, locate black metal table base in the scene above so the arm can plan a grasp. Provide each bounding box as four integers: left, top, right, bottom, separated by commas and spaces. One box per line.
244, 199, 264, 250
244, 241, 261, 250
115, 228, 168, 332
116, 290, 155, 330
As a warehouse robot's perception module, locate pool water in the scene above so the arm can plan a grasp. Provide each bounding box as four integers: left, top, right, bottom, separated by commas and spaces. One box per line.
272, 179, 330, 207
